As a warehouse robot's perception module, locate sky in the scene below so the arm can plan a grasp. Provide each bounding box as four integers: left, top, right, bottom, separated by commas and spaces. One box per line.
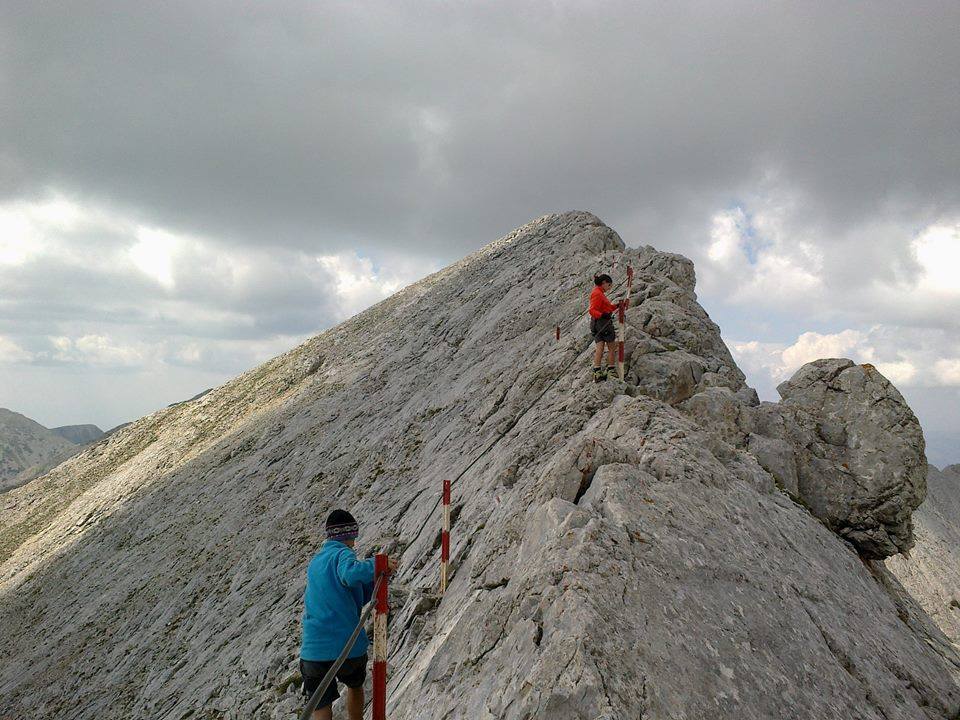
0, 1, 958, 465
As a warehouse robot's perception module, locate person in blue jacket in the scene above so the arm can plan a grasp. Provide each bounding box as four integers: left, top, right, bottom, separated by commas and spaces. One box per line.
300, 509, 397, 720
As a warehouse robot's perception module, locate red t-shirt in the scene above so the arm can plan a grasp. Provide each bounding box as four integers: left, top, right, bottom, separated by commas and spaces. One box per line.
589, 286, 617, 319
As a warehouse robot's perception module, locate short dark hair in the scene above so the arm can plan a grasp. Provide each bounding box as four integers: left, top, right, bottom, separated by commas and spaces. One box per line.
594, 273, 612, 286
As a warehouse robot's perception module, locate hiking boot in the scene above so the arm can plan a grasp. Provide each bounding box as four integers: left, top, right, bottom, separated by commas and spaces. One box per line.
604, 365, 618, 381
593, 366, 606, 383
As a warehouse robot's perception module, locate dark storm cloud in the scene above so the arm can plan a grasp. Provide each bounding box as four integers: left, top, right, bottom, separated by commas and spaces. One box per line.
2, 1, 958, 261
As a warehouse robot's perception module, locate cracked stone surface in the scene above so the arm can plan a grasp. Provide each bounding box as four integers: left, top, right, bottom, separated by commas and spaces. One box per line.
0, 211, 957, 719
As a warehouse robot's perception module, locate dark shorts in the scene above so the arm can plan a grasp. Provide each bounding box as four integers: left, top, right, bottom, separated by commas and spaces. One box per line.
301, 655, 367, 709
590, 314, 616, 343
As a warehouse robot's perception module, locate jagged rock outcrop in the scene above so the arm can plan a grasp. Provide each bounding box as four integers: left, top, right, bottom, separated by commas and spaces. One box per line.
760, 359, 927, 558
0, 212, 957, 719
887, 464, 960, 648
678, 358, 928, 559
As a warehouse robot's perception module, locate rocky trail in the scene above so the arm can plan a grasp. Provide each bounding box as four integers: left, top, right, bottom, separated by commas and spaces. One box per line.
1, 212, 957, 719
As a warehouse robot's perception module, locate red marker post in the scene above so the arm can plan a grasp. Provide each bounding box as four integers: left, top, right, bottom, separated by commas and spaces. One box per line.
616, 266, 634, 381
616, 300, 626, 380
372, 554, 389, 720
440, 480, 451, 594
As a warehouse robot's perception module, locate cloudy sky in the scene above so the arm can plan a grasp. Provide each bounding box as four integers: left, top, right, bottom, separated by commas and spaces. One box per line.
1, 2, 958, 465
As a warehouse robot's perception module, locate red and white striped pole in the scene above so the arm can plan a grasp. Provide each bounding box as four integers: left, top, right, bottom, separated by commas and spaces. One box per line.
616, 300, 626, 381
372, 554, 389, 720
440, 479, 451, 594
616, 266, 633, 381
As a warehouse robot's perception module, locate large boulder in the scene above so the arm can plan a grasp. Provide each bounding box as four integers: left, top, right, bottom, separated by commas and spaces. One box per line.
767, 359, 927, 559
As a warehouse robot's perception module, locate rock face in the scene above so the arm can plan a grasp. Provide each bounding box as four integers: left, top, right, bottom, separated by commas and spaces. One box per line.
679, 358, 928, 559
887, 464, 960, 648
761, 359, 927, 559
0, 408, 80, 492
0, 212, 957, 719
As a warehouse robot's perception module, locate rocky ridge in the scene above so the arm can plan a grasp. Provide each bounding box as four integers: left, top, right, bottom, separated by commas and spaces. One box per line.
0, 212, 957, 719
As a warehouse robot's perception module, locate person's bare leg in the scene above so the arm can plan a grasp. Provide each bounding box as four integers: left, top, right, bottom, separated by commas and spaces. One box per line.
593, 342, 603, 367
312, 705, 332, 720
607, 342, 617, 370
345, 686, 364, 720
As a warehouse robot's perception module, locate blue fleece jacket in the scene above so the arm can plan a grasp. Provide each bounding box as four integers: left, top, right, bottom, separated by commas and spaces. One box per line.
300, 540, 375, 661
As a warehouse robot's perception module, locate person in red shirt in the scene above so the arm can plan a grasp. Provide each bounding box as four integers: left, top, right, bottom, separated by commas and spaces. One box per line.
589, 273, 619, 381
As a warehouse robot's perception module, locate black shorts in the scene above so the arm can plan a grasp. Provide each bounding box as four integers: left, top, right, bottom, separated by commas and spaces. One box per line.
301, 655, 368, 709
590, 314, 616, 343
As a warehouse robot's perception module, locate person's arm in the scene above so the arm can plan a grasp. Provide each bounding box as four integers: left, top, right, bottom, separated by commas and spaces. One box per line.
599, 293, 618, 316
336, 549, 375, 588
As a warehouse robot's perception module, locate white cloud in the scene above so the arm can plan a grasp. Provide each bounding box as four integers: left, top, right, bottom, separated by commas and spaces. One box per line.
779, 329, 865, 371
706, 207, 748, 266
0, 195, 132, 268
0, 336, 32, 363
45, 335, 147, 367
933, 358, 960, 386
698, 201, 822, 307
730, 326, 959, 395
872, 361, 917, 386
912, 224, 960, 295
696, 182, 960, 331
316, 253, 413, 320
130, 226, 182, 288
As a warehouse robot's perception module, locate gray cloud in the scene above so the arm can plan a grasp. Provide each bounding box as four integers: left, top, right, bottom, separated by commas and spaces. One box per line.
2, 2, 958, 260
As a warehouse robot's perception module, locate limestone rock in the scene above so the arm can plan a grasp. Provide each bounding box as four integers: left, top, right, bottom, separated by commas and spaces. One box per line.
747, 433, 800, 497
0, 212, 956, 719
773, 359, 927, 559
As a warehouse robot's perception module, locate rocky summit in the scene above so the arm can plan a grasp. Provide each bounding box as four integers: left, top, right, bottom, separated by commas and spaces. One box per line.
0, 212, 957, 719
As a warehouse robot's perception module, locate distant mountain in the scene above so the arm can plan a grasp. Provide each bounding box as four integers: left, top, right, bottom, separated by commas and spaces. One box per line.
50, 424, 105, 445
2, 390, 212, 493
887, 463, 960, 646
0, 409, 78, 493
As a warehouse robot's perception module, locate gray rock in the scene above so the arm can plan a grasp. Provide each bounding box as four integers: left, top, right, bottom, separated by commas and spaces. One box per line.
0, 212, 956, 719
773, 359, 928, 559
747, 433, 800, 497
